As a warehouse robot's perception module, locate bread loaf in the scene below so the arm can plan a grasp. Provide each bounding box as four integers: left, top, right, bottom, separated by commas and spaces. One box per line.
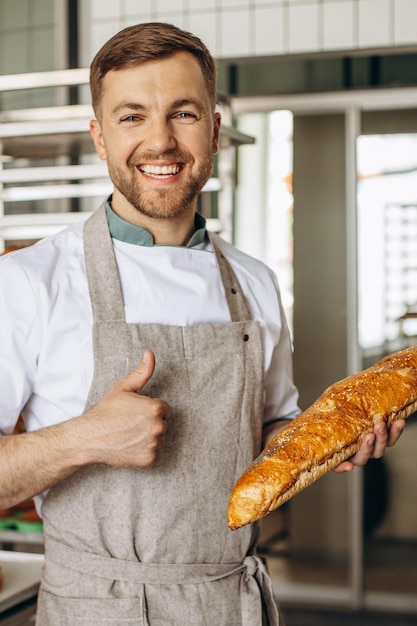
228, 346, 417, 530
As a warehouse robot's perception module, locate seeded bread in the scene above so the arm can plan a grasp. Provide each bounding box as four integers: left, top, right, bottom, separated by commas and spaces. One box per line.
228, 346, 417, 530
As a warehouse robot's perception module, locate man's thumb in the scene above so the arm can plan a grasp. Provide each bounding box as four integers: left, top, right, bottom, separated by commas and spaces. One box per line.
123, 349, 156, 393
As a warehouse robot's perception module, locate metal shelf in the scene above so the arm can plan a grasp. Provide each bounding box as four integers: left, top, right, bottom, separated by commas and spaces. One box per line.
0, 68, 254, 246
0, 531, 43, 547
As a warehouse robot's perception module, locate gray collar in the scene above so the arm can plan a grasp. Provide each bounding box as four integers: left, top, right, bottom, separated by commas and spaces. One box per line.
105, 199, 207, 248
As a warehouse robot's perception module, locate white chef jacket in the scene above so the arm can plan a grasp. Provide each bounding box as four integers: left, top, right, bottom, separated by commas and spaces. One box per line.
0, 205, 300, 478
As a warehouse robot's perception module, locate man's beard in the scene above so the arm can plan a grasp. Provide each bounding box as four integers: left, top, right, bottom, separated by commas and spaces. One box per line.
107, 151, 214, 220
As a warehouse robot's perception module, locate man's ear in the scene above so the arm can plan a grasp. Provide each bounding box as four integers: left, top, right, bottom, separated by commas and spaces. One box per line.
89, 119, 107, 161
212, 112, 221, 154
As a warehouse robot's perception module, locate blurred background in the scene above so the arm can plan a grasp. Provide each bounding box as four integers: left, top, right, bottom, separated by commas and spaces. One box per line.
1, 1, 417, 624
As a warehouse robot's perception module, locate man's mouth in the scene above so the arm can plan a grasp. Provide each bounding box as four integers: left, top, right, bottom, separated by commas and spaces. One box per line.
138, 164, 182, 178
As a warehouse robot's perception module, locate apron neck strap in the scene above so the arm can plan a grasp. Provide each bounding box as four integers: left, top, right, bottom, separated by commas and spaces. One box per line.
208, 232, 252, 322
83, 204, 252, 323
83, 203, 125, 322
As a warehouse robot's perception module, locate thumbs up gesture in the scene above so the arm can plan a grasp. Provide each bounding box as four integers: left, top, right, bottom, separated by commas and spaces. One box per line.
80, 350, 171, 469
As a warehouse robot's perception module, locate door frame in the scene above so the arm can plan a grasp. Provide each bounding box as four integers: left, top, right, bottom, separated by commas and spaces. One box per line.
232, 86, 417, 613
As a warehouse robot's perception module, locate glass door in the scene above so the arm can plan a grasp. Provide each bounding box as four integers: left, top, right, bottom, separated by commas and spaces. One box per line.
357, 127, 417, 613
233, 90, 417, 615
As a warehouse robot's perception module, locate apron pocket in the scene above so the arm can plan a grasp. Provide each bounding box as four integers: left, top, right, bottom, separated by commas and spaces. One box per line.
36, 589, 146, 625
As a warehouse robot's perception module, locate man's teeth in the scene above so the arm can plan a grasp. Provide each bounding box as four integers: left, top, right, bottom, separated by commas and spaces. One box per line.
140, 164, 180, 175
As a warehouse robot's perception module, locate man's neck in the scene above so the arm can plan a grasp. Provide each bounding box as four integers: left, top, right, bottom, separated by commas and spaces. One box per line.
111, 195, 197, 246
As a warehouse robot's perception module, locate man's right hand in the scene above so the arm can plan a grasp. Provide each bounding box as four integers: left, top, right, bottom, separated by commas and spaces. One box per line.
80, 349, 171, 469
0, 350, 170, 510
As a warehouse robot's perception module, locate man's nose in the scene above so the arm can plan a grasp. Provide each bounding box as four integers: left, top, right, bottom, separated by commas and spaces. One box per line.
145, 118, 177, 154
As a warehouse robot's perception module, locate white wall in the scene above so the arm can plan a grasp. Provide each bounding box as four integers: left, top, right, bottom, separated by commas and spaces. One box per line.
0, 0, 67, 109
0, 0, 64, 75
80, 0, 417, 67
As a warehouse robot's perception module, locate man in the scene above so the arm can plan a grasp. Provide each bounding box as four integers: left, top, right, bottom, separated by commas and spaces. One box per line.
0, 22, 404, 626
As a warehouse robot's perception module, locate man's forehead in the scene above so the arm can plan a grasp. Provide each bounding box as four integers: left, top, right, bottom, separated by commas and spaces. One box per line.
103, 51, 203, 82
100, 55, 210, 110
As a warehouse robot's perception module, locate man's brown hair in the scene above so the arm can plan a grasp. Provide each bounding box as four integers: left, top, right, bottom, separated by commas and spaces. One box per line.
90, 22, 218, 118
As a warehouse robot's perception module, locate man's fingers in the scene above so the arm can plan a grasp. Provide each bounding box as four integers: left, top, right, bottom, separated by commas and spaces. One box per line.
333, 432, 375, 472
387, 418, 405, 447
371, 423, 388, 458
354, 432, 377, 465
334, 419, 406, 474
118, 349, 156, 394
333, 460, 354, 473
372, 419, 405, 457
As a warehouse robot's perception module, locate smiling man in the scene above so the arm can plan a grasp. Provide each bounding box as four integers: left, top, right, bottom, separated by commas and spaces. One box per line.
90, 50, 220, 242
0, 22, 404, 626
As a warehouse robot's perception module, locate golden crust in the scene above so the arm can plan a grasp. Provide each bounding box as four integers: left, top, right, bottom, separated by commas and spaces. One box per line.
228, 346, 417, 530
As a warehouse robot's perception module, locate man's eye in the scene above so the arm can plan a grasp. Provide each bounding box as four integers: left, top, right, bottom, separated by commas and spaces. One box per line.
176, 112, 197, 120
121, 115, 140, 122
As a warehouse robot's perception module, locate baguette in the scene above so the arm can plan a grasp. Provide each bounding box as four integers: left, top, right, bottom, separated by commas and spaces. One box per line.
228, 346, 417, 530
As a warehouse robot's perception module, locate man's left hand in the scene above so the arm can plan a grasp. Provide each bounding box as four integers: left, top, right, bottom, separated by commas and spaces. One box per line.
333, 418, 406, 473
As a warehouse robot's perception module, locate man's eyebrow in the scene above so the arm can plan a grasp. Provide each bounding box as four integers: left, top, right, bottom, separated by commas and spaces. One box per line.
169, 98, 205, 113
110, 102, 147, 117
110, 99, 206, 117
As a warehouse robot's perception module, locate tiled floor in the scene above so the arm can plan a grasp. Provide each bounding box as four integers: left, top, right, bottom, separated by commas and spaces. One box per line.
260, 508, 417, 625
4, 599, 417, 626
281, 606, 417, 626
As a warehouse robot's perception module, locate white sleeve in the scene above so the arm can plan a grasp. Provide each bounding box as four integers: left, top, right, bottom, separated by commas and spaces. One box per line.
262, 273, 300, 426
0, 254, 41, 434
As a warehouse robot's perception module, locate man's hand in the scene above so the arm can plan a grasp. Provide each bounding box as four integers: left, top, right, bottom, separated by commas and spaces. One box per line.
0, 350, 170, 510
80, 349, 171, 469
333, 418, 405, 473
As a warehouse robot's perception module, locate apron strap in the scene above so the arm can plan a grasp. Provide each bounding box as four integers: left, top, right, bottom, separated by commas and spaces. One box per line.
83, 204, 252, 323
208, 232, 252, 322
46, 540, 281, 625
83, 203, 125, 322
46, 538, 244, 584
241, 556, 281, 626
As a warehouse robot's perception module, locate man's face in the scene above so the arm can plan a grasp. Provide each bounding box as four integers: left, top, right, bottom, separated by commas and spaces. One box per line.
90, 51, 220, 222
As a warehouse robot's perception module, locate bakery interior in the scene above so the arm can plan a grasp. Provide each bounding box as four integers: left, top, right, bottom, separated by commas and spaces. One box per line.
1, 0, 417, 624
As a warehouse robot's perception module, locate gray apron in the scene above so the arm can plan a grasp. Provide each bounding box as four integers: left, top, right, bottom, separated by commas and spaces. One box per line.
36, 205, 282, 626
